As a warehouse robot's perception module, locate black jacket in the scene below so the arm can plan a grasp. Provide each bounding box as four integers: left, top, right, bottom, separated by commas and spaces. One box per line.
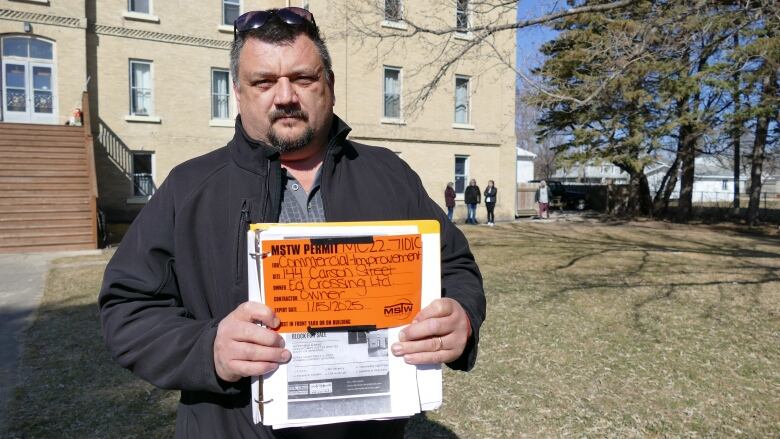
98, 116, 485, 439
464, 185, 481, 204
484, 186, 497, 204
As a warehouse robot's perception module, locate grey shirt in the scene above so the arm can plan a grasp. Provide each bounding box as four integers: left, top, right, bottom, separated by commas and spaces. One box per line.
278, 167, 326, 223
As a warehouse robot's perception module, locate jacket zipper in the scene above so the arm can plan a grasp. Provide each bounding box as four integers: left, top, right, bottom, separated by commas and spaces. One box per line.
235, 199, 250, 283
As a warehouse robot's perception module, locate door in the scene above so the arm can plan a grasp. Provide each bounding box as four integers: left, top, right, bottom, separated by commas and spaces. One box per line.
2, 60, 29, 122
30, 62, 55, 123
1, 36, 57, 124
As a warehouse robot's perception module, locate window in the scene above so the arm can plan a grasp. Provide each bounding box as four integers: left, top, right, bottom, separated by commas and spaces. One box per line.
385, 0, 402, 21
722, 179, 728, 190
454, 76, 470, 124
454, 156, 469, 194
129, 60, 152, 116
223, 0, 240, 26
128, 0, 150, 14
456, 0, 469, 32
132, 152, 154, 197
2, 36, 53, 60
383, 67, 401, 119
211, 69, 230, 120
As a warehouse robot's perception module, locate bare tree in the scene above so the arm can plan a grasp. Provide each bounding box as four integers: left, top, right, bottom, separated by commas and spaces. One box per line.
516, 94, 557, 179
334, 0, 639, 115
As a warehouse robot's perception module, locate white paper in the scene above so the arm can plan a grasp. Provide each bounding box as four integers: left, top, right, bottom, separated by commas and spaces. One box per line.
247, 222, 442, 428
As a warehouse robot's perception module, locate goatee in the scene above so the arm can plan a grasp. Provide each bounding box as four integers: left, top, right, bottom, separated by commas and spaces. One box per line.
267, 109, 313, 153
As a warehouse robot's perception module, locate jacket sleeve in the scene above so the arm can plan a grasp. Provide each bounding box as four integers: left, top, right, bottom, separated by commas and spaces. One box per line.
98, 178, 239, 395
402, 164, 486, 371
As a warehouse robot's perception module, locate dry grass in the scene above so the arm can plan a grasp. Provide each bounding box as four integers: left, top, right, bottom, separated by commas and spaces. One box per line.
5, 219, 780, 438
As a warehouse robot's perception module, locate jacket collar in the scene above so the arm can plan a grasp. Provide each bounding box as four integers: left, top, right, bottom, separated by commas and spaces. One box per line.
229, 114, 352, 176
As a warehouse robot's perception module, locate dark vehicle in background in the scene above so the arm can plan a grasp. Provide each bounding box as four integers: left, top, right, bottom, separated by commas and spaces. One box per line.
529, 180, 588, 210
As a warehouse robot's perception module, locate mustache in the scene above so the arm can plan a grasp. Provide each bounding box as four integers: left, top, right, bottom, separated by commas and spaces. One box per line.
269, 109, 308, 122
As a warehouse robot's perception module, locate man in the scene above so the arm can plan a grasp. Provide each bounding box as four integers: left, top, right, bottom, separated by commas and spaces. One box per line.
99, 8, 485, 439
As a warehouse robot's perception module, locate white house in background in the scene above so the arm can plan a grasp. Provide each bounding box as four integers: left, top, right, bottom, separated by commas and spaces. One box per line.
646, 156, 750, 202
516, 147, 536, 183
552, 160, 630, 184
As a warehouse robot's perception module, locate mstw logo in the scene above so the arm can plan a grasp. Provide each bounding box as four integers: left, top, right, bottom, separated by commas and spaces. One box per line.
383, 299, 414, 320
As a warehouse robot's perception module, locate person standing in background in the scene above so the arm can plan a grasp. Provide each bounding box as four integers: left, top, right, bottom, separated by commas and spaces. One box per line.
445, 182, 456, 221
484, 180, 497, 226
464, 179, 481, 224
535, 180, 550, 219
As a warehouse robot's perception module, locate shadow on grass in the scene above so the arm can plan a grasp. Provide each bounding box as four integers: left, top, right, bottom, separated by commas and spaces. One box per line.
4, 301, 177, 438
4, 299, 460, 438
405, 412, 459, 439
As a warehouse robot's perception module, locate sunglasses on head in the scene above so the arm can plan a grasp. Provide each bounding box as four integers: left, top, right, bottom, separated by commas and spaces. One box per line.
233, 7, 316, 40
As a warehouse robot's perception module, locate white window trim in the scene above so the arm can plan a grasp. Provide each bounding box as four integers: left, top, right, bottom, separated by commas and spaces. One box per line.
382, 66, 403, 122
222, 0, 242, 27
452, 123, 475, 130
381, 20, 408, 30
454, 74, 471, 126
9, 0, 50, 5
128, 59, 156, 118
123, 11, 160, 23
125, 115, 161, 123
380, 117, 407, 125
210, 68, 233, 123
454, 155, 470, 200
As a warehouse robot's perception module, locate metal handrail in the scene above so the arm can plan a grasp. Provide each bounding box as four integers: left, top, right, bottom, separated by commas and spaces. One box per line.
96, 119, 157, 196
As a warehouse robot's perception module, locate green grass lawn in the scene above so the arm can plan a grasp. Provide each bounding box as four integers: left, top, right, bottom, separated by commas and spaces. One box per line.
5, 220, 780, 438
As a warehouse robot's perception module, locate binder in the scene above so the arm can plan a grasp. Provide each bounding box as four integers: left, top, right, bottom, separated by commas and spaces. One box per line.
247, 220, 443, 428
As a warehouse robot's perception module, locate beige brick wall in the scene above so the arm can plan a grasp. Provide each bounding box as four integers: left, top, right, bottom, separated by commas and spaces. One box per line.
2, 0, 518, 222
313, 0, 518, 221
0, 1, 86, 125
94, 35, 235, 181
1, 0, 84, 19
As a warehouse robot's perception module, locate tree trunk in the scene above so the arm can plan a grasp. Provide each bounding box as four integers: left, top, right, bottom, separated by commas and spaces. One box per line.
653, 155, 680, 215
731, 34, 742, 216
622, 168, 654, 217
746, 69, 777, 225
677, 121, 696, 222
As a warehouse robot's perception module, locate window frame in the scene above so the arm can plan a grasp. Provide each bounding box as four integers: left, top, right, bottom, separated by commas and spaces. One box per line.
210, 68, 232, 121
456, 0, 469, 33
454, 75, 471, 126
454, 155, 470, 198
382, 66, 403, 122
127, 0, 151, 14
384, 0, 403, 21
223, 0, 241, 26
129, 59, 154, 117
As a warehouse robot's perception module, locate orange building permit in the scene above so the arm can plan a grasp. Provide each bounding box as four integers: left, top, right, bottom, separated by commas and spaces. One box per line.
261, 234, 423, 332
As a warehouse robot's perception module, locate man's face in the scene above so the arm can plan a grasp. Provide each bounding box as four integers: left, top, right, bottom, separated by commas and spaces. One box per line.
234, 35, 335, 156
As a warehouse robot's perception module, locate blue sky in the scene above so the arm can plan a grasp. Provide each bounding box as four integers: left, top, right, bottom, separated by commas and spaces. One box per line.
515, 0, 559, 89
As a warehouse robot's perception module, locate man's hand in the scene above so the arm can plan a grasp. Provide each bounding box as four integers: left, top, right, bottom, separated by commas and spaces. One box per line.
214, 301, 291, 382
390, 298, 472, 365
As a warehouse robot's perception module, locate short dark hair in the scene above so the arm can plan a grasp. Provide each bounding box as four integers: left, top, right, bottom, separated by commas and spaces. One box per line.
230, 12, 333, 87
